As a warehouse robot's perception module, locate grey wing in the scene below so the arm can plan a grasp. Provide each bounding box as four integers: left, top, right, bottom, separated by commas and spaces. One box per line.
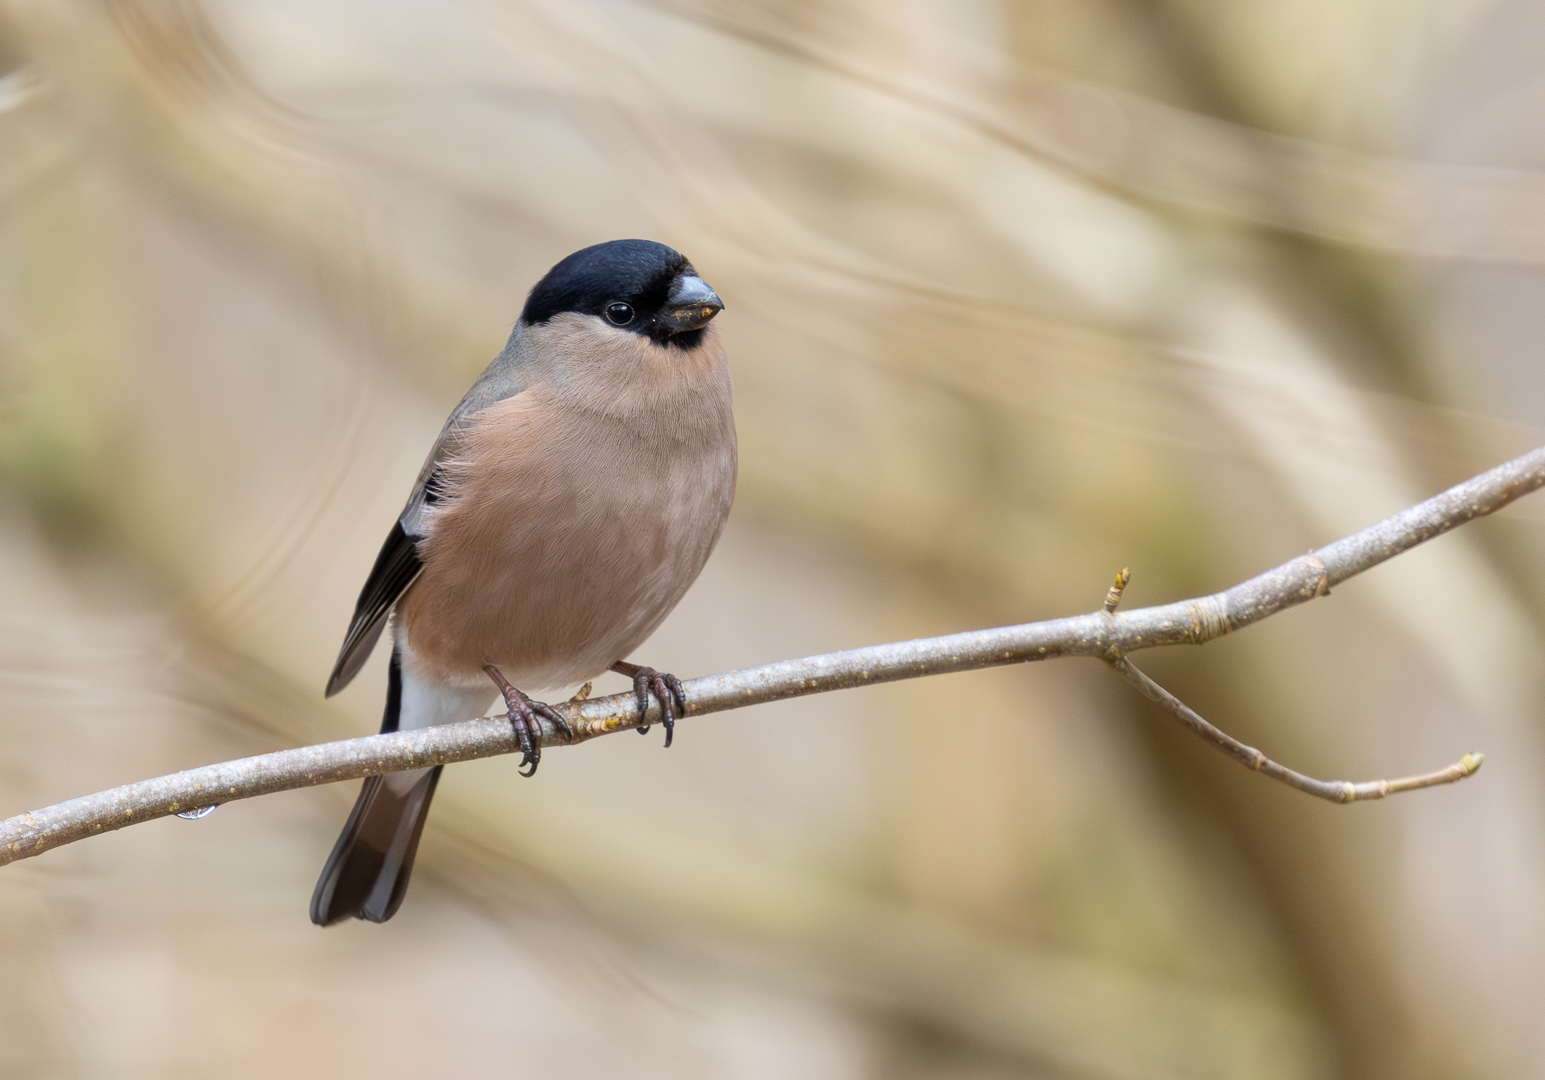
324, 326, 534, 696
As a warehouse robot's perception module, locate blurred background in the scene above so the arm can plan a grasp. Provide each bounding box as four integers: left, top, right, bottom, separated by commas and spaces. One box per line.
1, 0, 1544, 1076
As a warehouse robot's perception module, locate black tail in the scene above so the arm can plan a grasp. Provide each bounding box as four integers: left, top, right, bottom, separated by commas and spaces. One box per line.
311, 650, 441, 926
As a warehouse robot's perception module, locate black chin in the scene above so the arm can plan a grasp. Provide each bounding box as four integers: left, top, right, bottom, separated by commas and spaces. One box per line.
649, 326, 707, 349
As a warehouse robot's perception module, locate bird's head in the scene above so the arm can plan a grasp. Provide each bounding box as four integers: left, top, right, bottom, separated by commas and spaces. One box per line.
520, 239, 723, 349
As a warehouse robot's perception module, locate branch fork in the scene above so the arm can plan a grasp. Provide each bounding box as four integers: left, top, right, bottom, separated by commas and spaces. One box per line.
1094, 562, 1479, 802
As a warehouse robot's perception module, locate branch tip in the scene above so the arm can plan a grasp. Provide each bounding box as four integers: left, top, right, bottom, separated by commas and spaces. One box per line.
1103, 568, 1132, 614
1341, 751, 1486, 801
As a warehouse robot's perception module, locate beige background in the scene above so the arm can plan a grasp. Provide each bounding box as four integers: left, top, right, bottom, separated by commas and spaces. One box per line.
1, 1, 1544, 1077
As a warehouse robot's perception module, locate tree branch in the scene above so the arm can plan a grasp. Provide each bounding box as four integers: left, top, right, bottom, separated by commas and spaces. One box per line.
4, 447, 1543, 866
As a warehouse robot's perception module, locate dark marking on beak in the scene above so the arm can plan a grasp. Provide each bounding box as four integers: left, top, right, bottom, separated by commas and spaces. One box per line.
660, 274, 723, 334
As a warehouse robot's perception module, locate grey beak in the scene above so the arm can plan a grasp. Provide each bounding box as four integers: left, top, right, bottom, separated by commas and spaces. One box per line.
660, 274, 723, 334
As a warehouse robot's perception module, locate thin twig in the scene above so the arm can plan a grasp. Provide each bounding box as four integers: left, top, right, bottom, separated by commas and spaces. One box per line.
1105, 655, 1483, 801
2, 446, 1543, 865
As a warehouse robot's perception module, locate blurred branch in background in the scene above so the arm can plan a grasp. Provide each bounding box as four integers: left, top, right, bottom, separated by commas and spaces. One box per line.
654, 0, 1545, 264
7, 443, 1537, 865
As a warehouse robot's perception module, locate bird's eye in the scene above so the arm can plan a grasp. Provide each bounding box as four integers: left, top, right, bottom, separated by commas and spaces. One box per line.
605, 302, 635, 326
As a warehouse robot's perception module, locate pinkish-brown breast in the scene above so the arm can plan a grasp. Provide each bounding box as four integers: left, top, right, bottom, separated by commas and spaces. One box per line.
395, 320, 735, 689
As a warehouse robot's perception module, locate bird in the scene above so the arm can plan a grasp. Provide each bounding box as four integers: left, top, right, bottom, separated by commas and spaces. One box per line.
310, 239, 736, 926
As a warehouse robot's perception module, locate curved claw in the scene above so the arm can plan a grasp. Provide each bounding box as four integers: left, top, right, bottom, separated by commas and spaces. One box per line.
631, 677, 652, 736
611, 662, 687, 748
511, 711, 538, 775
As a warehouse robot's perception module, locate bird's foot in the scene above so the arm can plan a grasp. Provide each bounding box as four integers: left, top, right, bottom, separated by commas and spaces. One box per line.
610, 661, 686, 748
483, 664, 572, 777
